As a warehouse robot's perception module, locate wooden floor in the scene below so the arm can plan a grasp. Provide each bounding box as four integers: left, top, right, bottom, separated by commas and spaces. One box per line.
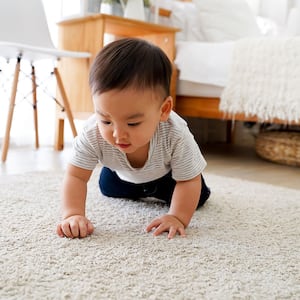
1, 142, 299, 190
201, 143, 300, 190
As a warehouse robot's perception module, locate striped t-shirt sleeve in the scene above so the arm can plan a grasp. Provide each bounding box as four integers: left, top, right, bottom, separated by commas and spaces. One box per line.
169, 126, 206, 181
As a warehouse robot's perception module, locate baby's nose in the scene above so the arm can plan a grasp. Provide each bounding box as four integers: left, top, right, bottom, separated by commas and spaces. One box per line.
113, 126, 126, 139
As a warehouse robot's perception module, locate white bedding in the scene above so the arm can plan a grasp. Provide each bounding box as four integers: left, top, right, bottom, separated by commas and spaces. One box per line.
176, 37, 300, 123
169, 0, 295, 99
177, 80, 223, 98
174, 41, 234, 90
220, 37, 300, 123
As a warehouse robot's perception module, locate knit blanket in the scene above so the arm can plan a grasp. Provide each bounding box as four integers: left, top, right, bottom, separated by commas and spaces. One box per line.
220, 37, 300, 123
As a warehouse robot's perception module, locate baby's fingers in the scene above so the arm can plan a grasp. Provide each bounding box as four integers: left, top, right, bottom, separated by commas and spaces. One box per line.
57, 219, 94, 239
167, 227, 177, 239
152, 223, 173, 237
60, 220, 76, 238
168, 227, 186, 239
58, 219, 79, 238
78, 219, 94, 238
69, 219, 80, 237
57, 221, 72, 238
77, 219, 87, 237
87, 221, 95, 235
145, 218, 161, 233
56, 224, 64, 238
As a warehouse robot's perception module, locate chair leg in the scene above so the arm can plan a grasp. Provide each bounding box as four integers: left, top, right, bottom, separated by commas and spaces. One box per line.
1, 57, 21, 162
53, 67, 77, 149
31, 64, 39, 148
54, 117, 65, 151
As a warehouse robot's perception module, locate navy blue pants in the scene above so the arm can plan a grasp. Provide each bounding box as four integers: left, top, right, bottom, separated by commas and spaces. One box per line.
99, 167, 211, 209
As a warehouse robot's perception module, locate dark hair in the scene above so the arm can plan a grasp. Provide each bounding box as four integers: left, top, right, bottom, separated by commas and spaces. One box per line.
89, 38, 172, 97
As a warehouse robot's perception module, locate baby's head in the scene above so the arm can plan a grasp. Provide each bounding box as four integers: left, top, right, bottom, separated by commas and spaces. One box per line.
89, 38, 174, 155
89, 38, 172, 99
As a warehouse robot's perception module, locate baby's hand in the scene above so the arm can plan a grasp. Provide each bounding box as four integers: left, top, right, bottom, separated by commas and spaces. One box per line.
146, 214, 186, 239
56, 215, 94, 238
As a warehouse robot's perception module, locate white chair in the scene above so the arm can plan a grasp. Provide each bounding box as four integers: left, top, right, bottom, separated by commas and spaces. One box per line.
0, 0, 91, 162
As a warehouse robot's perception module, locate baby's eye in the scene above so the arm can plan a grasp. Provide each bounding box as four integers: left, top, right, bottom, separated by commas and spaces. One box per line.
101, 120, 111, 125
128, 122, 141, 127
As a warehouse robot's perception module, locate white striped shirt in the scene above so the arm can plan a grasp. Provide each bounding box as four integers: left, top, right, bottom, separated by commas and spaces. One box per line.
70, 111, 207, 184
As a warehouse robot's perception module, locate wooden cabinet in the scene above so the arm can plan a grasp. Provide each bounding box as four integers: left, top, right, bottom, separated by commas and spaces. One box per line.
55, 14, 179, 149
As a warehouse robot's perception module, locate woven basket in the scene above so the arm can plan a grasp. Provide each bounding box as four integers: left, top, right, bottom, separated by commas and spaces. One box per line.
255, 131, 300, 167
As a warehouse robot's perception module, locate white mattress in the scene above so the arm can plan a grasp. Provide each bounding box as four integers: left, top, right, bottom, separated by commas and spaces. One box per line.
174, 41, 234, 97
177, 80, 224, 98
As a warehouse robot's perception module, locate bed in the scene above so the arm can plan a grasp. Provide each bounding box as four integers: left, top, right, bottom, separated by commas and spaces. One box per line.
156, 0, 300, 140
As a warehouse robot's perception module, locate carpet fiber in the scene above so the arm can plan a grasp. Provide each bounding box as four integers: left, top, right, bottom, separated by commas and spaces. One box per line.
1, 170, 299, 299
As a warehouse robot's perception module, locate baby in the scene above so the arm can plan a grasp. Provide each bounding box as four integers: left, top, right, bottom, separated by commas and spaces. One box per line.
57, 38, 210, 239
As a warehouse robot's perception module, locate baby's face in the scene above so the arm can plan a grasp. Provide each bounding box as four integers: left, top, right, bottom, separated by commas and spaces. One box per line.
93, 87, 172, 155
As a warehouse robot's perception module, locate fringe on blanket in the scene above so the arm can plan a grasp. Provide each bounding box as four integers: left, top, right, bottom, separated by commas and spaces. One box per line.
220, 37, 300, 123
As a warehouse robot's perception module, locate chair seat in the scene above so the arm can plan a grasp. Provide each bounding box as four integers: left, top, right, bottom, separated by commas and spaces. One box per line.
0, 41, 91, 61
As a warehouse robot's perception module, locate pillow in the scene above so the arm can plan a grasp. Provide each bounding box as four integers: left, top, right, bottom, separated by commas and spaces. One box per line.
286, 7, 300, 36
169, 1, 190, 41
193, 0, 261, 41
244, 0, 260, 15
150, 0, 186, 40
152, 0, 206, 41
170, 1, 205, 41
183, 3, 206, 41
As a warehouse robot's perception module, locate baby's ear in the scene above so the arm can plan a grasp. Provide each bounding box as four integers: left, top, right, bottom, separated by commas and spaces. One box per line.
160, 96, 173, 121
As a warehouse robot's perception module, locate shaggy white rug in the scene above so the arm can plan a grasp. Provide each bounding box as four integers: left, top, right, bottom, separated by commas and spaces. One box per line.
0, 170, 299, 300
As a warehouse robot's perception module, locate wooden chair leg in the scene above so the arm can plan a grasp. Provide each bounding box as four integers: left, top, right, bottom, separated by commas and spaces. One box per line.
53, 67, 77, 150
31, 64, 39, 148
1, 57, 21, 162
54, 116, 65, 151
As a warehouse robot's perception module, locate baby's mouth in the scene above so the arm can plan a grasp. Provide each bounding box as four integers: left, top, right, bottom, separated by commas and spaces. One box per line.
116, 143, 131, 149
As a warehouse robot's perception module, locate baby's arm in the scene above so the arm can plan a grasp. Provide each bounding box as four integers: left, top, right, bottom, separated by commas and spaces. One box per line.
146, 174, 201, 239
56, 164, 94, 238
